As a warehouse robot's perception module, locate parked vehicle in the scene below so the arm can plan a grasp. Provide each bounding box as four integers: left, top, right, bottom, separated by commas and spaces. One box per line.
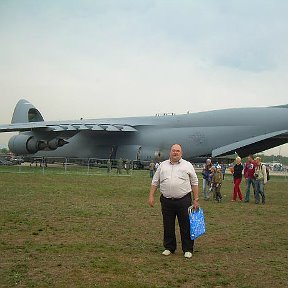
0, 159, 14, 166
10, 156, 25, 165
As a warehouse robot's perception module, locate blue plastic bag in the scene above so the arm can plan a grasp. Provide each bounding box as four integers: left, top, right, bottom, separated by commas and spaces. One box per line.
188, 207, 206, 240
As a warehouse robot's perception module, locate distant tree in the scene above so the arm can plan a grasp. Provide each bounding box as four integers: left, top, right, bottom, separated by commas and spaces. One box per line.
237, 154, 288, 166
255, 154, 288, 166
0, 148, 9, 154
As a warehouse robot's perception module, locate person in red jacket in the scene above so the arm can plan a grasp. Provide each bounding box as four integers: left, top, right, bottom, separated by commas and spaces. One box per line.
243, 155, 256, 202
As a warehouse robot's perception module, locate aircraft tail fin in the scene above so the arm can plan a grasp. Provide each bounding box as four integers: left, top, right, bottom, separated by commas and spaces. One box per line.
11, 99, 44, 124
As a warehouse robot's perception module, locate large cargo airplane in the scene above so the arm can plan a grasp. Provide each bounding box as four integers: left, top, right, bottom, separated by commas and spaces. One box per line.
0, 99, 287, 163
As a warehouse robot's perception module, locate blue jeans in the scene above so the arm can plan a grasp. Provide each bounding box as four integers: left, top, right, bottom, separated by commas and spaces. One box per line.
255, 179, 265, 204
245, 178, 256, 202
203, 178, 210, 199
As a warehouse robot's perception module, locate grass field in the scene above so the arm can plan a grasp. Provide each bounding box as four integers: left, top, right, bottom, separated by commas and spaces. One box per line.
0, 166, 287, 288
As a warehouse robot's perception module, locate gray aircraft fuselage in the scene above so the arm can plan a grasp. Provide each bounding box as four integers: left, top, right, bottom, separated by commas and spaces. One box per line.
1, 100, 288, 162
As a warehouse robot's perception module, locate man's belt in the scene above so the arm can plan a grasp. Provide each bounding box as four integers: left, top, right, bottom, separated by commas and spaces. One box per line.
162, 192, 191, 201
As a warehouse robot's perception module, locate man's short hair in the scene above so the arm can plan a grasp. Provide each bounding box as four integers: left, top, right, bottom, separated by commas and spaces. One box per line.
170, 143, 182, 150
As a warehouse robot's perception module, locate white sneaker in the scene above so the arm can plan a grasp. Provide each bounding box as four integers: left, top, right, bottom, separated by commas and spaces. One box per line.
162, 250, 172, 256
184, 252, 192, 258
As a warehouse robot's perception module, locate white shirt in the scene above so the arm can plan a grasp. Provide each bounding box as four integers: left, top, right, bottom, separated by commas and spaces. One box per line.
151, 158, 198, 199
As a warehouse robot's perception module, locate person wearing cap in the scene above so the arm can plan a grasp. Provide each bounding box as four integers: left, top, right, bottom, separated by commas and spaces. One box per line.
211, 165, 223, 202
148, 144, 199, 259
202, 158, 213, 200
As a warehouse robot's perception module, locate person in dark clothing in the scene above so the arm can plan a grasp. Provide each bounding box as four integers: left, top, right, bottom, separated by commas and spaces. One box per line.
202, 159, 212, 200
221, 163, 226, 180
232, 156, 243, 202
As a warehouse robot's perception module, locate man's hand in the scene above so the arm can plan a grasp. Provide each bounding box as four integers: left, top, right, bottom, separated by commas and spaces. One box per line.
148, 194, 155, 207
193, 199, 199, 210
148, 185, 158, 207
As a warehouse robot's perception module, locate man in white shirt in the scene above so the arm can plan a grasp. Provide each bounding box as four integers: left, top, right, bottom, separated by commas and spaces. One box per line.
148, 144, 199, 258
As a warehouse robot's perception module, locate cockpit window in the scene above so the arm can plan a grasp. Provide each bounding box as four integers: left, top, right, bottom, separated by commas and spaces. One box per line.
28, 108, 44, 122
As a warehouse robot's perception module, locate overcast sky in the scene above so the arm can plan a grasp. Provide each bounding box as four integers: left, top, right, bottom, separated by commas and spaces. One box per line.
0, 0, 287, 155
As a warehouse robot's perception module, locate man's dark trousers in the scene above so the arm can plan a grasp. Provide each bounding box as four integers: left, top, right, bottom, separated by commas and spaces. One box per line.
160, 193, 194, 253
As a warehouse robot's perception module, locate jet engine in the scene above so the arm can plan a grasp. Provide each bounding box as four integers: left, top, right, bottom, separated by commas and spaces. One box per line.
8, 134, 68, 155
47, 138, 68, 150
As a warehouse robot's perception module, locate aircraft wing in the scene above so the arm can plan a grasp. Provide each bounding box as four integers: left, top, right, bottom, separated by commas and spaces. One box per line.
212, 130, 288, 158
0, 122, 138, 133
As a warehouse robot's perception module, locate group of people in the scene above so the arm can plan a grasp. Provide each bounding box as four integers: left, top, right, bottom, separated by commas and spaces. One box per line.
202, 155, 268, 204
202, 159, 227, 202
107, 158, 131, 174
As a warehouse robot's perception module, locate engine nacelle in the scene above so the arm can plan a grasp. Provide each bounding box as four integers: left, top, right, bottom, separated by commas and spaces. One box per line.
47, 138, 68, 150
8, 135, 68, 155
8, 134, 47, 155
116, 145, 166, 161
137, 146, 167, 162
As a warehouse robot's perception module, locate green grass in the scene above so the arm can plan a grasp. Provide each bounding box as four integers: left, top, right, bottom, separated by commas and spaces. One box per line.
0, 167, 287, 288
